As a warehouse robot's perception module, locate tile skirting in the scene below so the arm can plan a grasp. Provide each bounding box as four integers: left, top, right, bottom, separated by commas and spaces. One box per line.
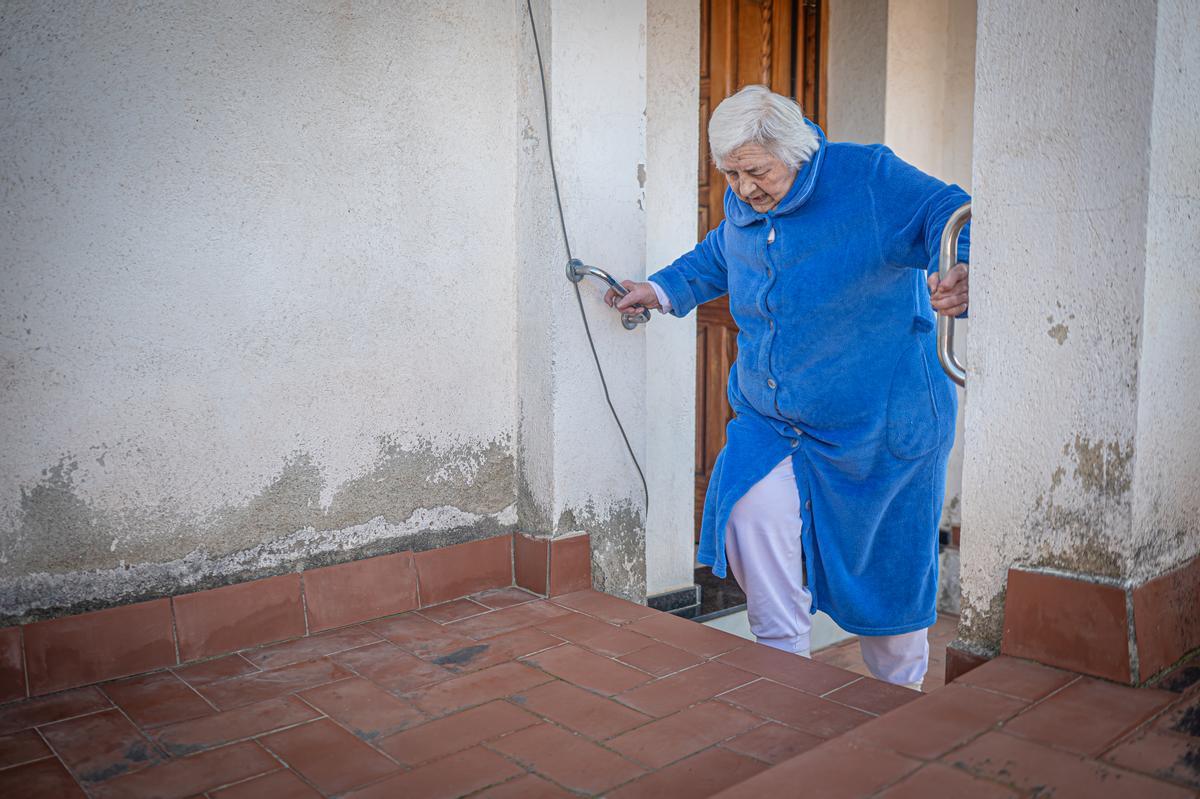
1001, 552, 1200, 684
1, 531, 592, 701
944, 640, 990, 684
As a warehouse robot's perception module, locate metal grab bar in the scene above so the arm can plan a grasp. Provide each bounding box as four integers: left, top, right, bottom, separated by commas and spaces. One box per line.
936, 203, 970, 386
566, 258, 651, 330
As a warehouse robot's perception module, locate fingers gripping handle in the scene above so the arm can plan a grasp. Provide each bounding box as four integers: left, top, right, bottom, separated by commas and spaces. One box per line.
936, 203, 970, 387
566, 258, 651, 330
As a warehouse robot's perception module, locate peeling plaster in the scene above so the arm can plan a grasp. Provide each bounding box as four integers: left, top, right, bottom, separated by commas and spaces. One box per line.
557, 500, 646, 602
0, 437, 517, 623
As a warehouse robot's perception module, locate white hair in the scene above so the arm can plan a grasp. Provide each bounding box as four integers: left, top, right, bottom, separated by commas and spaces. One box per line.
708, 85, 818, 171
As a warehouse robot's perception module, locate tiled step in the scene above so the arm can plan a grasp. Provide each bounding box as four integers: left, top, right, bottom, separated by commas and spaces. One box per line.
711, 654, 1200, 797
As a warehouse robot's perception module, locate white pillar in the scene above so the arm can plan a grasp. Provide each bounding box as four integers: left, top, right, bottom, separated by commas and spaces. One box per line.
958, 0, 1200, 681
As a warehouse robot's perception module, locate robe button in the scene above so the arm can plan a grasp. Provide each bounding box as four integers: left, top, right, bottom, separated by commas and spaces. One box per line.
805, 500, 812, 510
791, 426, 802, 435
767, 378, 777, 389
790, 439, 799, 449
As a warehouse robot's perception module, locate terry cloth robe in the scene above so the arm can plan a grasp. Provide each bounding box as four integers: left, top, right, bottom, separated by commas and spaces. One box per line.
649, 122, 970, 636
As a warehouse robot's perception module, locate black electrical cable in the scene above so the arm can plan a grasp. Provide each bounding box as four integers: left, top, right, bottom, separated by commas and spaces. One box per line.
524, 0, 650, 516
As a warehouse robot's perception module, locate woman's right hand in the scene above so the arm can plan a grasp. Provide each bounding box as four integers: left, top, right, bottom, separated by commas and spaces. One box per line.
605, 281, 660, 315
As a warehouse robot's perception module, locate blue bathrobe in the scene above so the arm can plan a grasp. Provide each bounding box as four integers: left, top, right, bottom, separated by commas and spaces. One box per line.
649, 122, 970, 636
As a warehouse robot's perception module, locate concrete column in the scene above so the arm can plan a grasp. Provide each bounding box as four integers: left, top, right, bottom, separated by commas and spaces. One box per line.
957, 0, 1200, 683
515, 0, 652, 600
645, 0, 701, 598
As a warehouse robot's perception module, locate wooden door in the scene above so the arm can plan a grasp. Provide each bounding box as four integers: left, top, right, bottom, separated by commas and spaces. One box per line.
695, 0, 826, 535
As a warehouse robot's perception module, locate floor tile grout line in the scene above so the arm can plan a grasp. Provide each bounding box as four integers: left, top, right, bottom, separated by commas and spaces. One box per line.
1092, 687, 1192, 760
25, 720, 90, 798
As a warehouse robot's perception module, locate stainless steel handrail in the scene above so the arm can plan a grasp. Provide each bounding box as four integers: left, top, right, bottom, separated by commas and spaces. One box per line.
936, 203, 971, 387
566, 258, 651, 330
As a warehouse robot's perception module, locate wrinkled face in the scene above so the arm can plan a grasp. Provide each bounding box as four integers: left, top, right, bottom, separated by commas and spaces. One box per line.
718, 143, 796, 213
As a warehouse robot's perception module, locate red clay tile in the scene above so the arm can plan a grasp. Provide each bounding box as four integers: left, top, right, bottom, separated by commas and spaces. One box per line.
607, 746, 769, 799
407, 661, 553, 716
946, 731, 1194, 798
445, 600, 571, 640
0, 627, 24, 703
955, 654, 1077, 701
711, 736, 921, 798
430, 626, 562, 674
717, 643, 860, 695
0, 686, 111, 735
331, 640, 454, 692
535, 608, 622, 642
303, 552, 419, 632
945, 642, 990, 683
520, 643, 651, 695
824, 676, 922, 715
39, 708, 163, 785
615, 660, 757, 717
0, 757, 87, 798
487, 722, 644, 794
259, 718, 399, 794
514, 533, 549, 595
102, 671, 215, 728
1001, 567, 1132, 682
1133, 555, 1200, 680
625, 612, 746, 658
1002, 676, 1176, 756
89, 740, 279, 799
720, 679, 873, 738
24, 600, 176, 695
608, 700, 764, 768
298, 677, 426, 741
509, 679, 651, 739
152, 696, 319, 757
578, 626, 656, 658
719, 721, 825, 765
376, 699, 540, 765
196, 657, 349, 710
0, 729, 53, 769
473, 587, 540, 609
848, 683, 1027, 760
242, 625, 379, 670
471, 772, 574, 798
210, 768, 322, 798
1103, 725, 1200, 790
172, 654, 259, 689
549, 534, 591, 595
347, 745, 522, 799
876, 762, 1020, 798
414, 534, 513, 606
418, 598, 490, 624
365, 611, 477, 659
173, 574, 305, 662
550, 590, 659, 625
617, 641, 704, 677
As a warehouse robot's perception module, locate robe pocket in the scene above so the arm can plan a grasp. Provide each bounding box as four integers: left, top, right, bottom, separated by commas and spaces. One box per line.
885, 339, 943, 460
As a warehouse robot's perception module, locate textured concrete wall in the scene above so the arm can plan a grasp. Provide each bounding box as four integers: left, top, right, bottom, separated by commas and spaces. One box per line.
645, 0, 700, 596
1129, 0, 1200, 583
826, 0, 889, 143
884, 0, 976, 531
2, 0, 698, 621
0, 1, 523, 623
959, 0, 1195, 654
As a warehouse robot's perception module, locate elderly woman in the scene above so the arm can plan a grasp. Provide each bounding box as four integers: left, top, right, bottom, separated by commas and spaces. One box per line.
609, 85, 969, 690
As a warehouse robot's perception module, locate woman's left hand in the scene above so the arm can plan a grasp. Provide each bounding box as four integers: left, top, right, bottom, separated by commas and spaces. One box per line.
927, 263, 969, 317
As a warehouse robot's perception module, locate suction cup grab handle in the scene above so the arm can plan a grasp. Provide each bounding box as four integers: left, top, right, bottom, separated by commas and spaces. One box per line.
566, 258, 651, 330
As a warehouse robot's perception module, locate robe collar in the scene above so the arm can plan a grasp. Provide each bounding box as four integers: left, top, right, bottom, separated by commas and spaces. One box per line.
722, 119, 827, 227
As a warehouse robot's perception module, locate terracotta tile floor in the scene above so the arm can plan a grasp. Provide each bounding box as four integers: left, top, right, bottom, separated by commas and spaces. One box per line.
1, 590, 1197, 797
813, 612, 961, 691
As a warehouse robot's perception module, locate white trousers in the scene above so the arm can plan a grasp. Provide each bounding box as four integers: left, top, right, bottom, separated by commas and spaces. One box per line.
724, 456, 929, 688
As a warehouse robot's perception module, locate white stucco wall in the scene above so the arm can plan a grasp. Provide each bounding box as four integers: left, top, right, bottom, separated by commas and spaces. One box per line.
645, 0, 700, 597
1, 0, 699, 619
960, 0, 1179, 651
1129, 0, 1200, 583
826, 0, 889, 143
